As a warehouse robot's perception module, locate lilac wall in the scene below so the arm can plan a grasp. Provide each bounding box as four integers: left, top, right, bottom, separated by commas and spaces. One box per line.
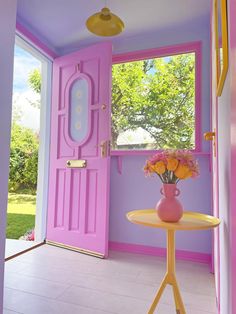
109, 17, 212, 255
110, 157, 212, 253
0, 0, 17, 311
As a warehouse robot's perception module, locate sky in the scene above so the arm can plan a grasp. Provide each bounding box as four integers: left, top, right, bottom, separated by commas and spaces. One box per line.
13, 45, 41, 132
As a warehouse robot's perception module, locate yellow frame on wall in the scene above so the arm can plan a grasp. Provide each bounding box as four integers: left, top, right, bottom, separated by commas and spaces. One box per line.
214, 0, 229, 96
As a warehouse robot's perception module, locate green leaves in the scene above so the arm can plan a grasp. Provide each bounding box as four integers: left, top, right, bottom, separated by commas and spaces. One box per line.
9, 123, 39, 192
112, 53, 195, 150
28, 68, 41, 94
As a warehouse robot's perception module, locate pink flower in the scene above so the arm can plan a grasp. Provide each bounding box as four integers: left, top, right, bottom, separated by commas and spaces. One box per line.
27, 229, 35, 241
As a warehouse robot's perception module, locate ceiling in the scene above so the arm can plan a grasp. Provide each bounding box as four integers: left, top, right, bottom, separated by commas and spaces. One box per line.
17, 0, 211, 55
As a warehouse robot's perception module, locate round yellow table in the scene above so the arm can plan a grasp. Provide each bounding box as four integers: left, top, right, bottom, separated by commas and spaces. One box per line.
126, 209, 220, 314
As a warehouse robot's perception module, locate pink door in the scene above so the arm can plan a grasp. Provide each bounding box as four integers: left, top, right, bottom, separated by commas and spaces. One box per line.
46, 42, 112, 258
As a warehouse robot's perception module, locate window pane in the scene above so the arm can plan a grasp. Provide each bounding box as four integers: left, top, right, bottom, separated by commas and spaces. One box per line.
69, 78, 89, 143
111, 53, 195, 150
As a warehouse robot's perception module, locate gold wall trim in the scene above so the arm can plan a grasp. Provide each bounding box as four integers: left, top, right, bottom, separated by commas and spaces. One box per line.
214, 0, 229, 96
46, 240, 104, 258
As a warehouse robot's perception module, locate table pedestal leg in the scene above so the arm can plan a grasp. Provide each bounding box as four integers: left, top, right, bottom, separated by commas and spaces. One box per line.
148, 230, 186, 314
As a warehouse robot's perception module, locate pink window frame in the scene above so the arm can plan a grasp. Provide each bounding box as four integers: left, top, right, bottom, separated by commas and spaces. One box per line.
16, 22, 57, 59
111, 41, 202, 156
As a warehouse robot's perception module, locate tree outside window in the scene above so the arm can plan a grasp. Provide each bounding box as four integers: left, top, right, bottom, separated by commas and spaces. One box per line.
111, 52, 195, 150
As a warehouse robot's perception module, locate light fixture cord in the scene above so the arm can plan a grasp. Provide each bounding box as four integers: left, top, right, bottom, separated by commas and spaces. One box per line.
104, 0, 108, 7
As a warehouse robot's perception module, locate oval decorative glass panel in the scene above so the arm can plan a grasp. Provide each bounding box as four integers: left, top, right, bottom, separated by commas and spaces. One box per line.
69, 78, 89, 143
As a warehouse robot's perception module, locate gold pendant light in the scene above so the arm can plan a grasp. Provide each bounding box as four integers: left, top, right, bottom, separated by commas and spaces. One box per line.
86, 6, 125, 37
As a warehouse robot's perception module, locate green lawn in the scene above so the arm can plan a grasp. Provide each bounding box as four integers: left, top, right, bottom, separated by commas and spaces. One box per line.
6, 193, 36, 239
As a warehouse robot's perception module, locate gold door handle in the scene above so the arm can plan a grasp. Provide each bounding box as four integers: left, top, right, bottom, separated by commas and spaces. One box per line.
204, 132, 216, 141
204, 131, 216, 157
100, 141, 107, 158
100, 140, 110, 158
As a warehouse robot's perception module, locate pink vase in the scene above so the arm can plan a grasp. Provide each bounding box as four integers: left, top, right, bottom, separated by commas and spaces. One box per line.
156, 184, 183, 222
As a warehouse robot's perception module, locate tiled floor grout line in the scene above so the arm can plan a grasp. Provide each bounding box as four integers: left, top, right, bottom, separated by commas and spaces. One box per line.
5, 266, 217, 302
69, 282, 157, 302
4, 248, 217, 314
5, 270, 140, 287
4, 309, 23, 314
5, 269, 74, 286
159, 298, 218, 314
69, 271, 216, 300
4, 286, 69, 302
54, 283, 73, 300
55, 284, 118, 314
7, 268, 138, 283
4, 287, 115, 314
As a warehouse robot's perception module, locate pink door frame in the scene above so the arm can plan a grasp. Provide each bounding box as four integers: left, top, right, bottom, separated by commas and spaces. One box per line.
211, 0, 236, 312
210, 0, 221, 310
112, 41, 202, 156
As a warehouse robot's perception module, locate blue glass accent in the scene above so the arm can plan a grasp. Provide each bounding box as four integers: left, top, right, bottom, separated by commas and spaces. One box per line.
70, 78, 89, 143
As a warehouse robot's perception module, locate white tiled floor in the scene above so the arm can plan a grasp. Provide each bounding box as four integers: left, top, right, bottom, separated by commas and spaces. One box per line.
5, 240, 40, 259
3, 245, 217, 314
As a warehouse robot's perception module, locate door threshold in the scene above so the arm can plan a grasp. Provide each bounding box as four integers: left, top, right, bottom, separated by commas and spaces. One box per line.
46, 240, 104, 258
5, 240, 45, 261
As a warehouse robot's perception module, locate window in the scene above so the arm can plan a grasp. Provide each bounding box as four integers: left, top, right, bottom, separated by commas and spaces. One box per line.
111, 43, 201, 153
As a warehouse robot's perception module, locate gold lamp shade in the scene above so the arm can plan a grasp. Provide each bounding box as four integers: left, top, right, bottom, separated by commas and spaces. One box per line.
86, 7, 125, 37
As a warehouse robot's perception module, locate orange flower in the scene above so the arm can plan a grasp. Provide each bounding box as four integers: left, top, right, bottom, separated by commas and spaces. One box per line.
166, 158, 179, 171
144, 161, 154, 174
174, 164, 192, 179
153, 161, 166, 174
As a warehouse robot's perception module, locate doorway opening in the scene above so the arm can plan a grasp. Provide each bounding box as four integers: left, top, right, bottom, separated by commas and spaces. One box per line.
5, 35, 52, 259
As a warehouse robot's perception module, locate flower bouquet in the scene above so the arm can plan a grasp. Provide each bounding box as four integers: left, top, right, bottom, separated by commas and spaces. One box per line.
144, 150, 199, 222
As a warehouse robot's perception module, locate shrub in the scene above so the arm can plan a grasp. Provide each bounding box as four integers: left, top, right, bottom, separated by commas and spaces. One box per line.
9, 123, 39, 192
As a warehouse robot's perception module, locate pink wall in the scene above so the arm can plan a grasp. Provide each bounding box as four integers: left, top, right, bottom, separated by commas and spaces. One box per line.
0, 1, 17, 312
